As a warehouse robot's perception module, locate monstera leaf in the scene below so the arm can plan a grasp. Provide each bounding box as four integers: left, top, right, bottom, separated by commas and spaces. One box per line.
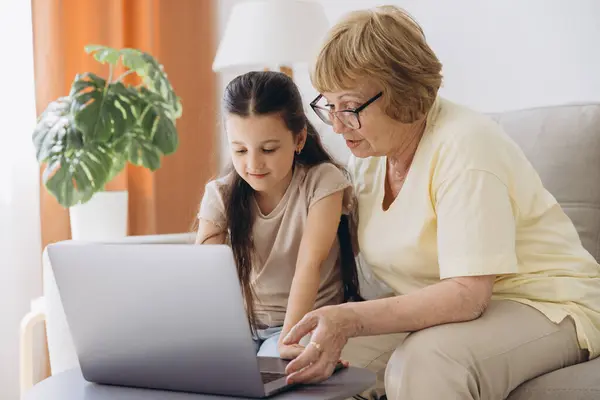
70, 73, 137, 142
43, 144, 115, 207
126, 132, 162, 171
111, 126, 162, 171
32, 97, 83, 163
138, 87, 178, 155
85, 45, 182, 119
32, 44, 182, 208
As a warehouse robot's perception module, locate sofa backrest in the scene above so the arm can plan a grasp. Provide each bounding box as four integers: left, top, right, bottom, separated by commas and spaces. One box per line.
491, 103, 600, 262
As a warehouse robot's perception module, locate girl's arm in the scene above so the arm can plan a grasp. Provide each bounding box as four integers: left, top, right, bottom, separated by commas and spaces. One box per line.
278, 190, 345, 359
195, 219, 226, 245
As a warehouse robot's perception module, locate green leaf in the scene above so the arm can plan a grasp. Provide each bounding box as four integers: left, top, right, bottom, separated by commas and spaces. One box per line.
141, 53, 182, 119
111, 134, 130, 154
32, 97, 85, 163
70, 73, 136, 142
151, 108, 178, 154
43, 158, 78, 207
120, 48, 147, 71
107, 81, 138, 138
33, 97, 71, 162
84, 45, 182, 121
72, 164, 95, 204
64, 124, 84, 150
125, 134, 162, 171
84, 44, 106, 54
85, 45, 121, 65
118, 51, 182, 119
105, 155, 127, 185
42, 144, 114, 207
137, 88, 178, 154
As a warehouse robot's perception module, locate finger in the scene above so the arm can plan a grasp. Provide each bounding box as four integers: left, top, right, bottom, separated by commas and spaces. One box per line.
282, 313, 318, 345
280, 345, 305, 360
287, 359, 334, 385
340, 359, 349, 367
284, 342, 321, 375
304, 362, 336, 384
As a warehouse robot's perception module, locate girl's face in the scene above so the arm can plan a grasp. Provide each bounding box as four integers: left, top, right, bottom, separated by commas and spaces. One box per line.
226, 113, 305, 196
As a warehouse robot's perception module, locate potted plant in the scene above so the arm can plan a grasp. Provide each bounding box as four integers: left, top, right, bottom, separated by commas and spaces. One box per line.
32, 44, 182, 240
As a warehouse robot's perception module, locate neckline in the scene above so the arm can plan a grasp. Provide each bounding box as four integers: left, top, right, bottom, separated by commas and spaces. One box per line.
253, 166, 299, 219
378, 97, 441, 213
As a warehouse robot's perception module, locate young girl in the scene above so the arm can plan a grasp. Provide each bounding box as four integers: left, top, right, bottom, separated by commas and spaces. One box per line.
195, 71, 361, 360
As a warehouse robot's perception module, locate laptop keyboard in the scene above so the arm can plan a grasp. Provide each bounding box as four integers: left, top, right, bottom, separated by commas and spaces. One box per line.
261, 372, 286, 384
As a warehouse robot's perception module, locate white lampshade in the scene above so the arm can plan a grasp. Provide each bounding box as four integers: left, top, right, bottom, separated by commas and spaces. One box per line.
213, 0, 330, 72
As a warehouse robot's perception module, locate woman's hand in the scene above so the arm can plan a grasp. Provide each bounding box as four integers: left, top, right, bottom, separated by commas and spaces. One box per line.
282, 305, 357, 384
277, 342, 305, 360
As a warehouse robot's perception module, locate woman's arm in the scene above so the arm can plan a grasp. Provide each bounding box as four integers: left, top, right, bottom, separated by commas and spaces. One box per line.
278, 190, 344, 359
341, 274, 495, 337
195, 219, 226, 245
282, 274, 495, 383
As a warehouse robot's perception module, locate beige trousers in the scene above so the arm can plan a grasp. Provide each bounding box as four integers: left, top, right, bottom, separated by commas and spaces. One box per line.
341, 300, 587, 400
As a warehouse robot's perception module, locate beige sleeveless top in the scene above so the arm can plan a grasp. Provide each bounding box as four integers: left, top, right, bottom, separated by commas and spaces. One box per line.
198, 163, 354, 327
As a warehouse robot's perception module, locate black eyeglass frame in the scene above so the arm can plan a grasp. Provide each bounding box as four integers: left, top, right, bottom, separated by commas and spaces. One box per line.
310, 92, 383, 129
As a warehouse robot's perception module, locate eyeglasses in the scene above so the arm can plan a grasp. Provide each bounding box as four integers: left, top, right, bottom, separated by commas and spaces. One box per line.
310, 92, 383, 130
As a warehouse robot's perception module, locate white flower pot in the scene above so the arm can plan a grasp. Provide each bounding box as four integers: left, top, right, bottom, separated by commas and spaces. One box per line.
68, 191, 128, 241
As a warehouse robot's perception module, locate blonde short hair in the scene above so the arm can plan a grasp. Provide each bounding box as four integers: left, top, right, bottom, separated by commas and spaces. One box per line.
312, 6, 443, 123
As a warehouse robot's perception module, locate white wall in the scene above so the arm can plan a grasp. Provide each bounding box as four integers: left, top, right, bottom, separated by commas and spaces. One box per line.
216, 0, 600, 165
319, 0, 600, 111
0, 1, 44, 399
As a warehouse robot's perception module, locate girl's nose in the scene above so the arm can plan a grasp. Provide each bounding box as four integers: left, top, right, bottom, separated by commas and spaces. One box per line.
248, 154, 265, 171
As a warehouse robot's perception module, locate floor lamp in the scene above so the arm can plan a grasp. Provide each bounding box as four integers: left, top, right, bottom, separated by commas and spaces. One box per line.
212, 0, 329, 81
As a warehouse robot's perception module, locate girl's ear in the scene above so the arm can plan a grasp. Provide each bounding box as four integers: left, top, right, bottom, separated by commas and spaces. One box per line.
295, 128, 307, 153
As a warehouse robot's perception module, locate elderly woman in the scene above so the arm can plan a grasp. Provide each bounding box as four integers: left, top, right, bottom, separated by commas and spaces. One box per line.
281, 5, 600, 400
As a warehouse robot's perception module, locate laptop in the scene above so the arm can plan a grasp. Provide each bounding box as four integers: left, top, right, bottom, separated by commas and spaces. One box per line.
47, 242, 344, 398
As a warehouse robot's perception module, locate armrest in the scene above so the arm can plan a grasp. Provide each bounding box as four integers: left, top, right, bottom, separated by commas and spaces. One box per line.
19, 297, 47, 397
124, 232, 196, 244
103, 232, 196, 245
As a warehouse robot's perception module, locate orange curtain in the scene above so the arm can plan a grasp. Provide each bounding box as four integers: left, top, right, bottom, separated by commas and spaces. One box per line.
32, 0, 218, 245
31, 0, 218, 376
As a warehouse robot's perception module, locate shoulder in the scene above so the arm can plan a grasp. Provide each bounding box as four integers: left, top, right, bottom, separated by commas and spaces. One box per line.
300, 162, 350, 188
200, 173, 234, 212
431, 98, 507, 146
427, 97, 527, 185
298, 163, 354, 212
203, 174, 231, 199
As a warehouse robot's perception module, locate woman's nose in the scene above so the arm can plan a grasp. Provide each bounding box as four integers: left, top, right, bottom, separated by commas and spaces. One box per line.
332, 117, 350, 134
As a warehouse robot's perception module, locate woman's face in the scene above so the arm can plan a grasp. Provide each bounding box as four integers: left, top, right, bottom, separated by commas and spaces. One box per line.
321, 82, 416, 158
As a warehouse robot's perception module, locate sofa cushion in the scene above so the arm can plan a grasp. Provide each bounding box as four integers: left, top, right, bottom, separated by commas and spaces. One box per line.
508, 356, 600, 400
490, 103, 600, 399
490, 103, 600, 262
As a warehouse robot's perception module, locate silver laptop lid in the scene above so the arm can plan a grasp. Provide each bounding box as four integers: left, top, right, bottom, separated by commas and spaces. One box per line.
47, 242, 266, 398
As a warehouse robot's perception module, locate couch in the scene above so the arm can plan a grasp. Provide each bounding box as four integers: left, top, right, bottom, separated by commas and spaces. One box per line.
20, 102, 600, 399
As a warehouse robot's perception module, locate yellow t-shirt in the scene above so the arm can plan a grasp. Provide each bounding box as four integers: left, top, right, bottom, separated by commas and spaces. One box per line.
349, 97, 600, 358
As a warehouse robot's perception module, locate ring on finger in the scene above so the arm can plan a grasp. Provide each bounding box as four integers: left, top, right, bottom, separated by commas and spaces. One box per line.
309, 341, 323, 354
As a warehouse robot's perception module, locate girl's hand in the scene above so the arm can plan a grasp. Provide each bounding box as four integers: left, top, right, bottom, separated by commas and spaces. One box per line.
281, 305, 357, 384
277, 342, 305, 360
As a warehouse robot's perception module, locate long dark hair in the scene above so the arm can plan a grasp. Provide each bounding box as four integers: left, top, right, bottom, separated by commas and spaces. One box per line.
219, 71, 362, 331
